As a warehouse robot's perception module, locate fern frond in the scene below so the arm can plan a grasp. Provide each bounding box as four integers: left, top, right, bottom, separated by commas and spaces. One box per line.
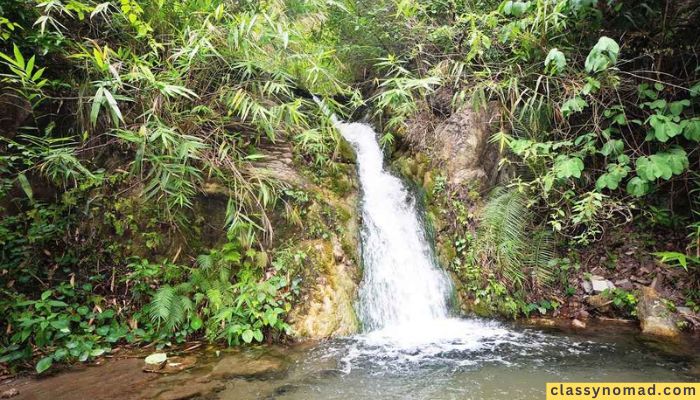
149, 285, 175, 324
476, 188, 556, 289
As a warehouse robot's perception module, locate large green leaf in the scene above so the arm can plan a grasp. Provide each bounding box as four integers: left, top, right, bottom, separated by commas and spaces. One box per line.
626, 177, 650, 197
561, 97, 587, 117
554, 156, 584, 179
647, 114, 682, 142
635, 148, 688, 181
36, 357, 53, 373
502, 1, 531, 16
544, 48, 566, 75
682, 118, 700, 142
595, 163, 630, 190
600, 139, 623, 156
242, 329, 254, 343
585, 36, 619, 73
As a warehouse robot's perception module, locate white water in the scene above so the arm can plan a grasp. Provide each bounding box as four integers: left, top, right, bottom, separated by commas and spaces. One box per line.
333, 120, 532, 361
336, 121, 452, 331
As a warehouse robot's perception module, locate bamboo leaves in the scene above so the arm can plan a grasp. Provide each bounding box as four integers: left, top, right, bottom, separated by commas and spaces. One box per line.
90, 86, 124, 127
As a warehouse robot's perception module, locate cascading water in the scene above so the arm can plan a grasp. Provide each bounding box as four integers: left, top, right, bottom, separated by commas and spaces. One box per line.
335, 121, 452, 331
333, 119, 520, 354
326, 109, 535, 369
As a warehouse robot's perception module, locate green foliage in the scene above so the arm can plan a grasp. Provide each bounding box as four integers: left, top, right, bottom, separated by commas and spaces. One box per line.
0, 283, 129, 374
144, 241, 295, 346
366, 0, 700, 251
544, 48, 566, 75
475, 189, 556, 289
584, 36, 619, 73
0, 0, 357, 373
603, 288, 638, 316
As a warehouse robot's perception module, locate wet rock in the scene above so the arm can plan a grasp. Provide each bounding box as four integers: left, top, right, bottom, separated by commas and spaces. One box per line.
0, 388, 19, 399
144, 355, 197, 374
586, 294, 612, 312
637, 286, 680, 338
589, 275, 615, 293
287, 238, 360, 339
571, 319, 587, 329
154, 381, 225, 400
211, 353, 287, 380
526, 318, 556, 327
273, 384, 299, 396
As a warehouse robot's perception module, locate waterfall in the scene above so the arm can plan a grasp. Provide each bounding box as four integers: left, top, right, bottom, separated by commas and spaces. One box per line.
335, 121, 453, 332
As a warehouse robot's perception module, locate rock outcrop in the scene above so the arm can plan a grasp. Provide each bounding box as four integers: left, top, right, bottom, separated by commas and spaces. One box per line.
287, 238, 360, 338
404, 103, 502, 189
637, 286, 680, 338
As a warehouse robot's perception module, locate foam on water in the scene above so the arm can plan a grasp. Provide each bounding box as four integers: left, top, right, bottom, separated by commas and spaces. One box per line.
333, 119, 544, 369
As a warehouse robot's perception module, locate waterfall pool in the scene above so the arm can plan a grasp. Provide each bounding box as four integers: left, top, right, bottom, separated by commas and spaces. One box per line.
6, 319, 699, 400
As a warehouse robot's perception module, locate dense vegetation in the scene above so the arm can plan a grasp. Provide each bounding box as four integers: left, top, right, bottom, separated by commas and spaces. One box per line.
1, 0, 699, 373
367, 0, 700, 318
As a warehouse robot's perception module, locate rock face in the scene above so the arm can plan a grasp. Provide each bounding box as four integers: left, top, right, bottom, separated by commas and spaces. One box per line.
405, 104, 502, 189
637, 286, 680, 338
196, 140, 362, 340
287, 238, 360, 338
0, 93, 31, 139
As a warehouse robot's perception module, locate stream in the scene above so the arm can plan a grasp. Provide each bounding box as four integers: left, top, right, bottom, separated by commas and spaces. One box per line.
4, 120, 700, 399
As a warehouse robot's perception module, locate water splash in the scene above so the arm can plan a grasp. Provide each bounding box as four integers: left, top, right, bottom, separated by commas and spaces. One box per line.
336, 121, 452, 331
332, 115, 571, 373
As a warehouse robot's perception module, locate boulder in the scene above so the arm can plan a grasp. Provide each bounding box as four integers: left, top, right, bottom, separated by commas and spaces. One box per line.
589, 275, 615, 293
636, 286, 680, 338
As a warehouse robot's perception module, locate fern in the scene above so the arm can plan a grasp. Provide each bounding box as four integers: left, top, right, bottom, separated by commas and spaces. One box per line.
476, 188, 556, 289
149, 285, 192, 331
149, 285, 175, 325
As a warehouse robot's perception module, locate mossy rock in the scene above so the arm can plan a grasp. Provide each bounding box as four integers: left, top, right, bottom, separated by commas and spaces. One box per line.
287, 238, 360, 338
436, 239, 457, 268
337, 137, 356, 164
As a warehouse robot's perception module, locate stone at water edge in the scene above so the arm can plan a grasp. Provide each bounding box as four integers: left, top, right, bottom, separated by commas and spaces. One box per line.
585, 294, 612, 313
571, 319, 587, 329
636, 286, 680, 338
286, 238, 360, 339
143, 352, 168, 372
0, 388, 19, 399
